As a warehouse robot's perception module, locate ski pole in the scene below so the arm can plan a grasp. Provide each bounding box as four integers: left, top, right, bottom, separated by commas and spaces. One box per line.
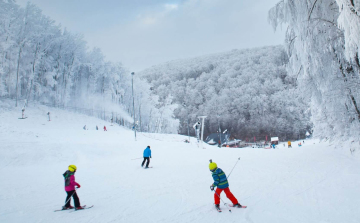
213, 189, 231, 212
131, 157, 143, 160
227, 157, 240, 180
64, 188, 78, 207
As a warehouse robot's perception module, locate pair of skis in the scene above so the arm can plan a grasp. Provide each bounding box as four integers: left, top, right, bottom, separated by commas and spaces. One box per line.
215, 204, 247, 212
54, 205, 94, 212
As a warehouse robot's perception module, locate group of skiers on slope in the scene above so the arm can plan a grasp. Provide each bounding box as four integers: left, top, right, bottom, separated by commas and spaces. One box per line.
287, 140, 304, 148
83, 125, 107, 131
62, 145, 243, 211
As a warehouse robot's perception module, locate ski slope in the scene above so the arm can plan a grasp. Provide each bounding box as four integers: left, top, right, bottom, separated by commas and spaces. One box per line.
1, 101, 360, 223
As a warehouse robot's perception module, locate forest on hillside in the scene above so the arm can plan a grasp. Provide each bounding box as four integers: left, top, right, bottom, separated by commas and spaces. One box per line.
1, 0, 359, 141
139, 46, 312, 140
0, 0, 179, 133
140, 0, 360, 142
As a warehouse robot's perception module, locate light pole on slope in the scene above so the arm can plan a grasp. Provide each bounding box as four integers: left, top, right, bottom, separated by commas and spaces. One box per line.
131, 72, 136, 141
183, 103, 190, 142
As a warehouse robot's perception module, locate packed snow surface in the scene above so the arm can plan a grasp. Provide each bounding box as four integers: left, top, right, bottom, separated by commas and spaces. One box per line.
1, 102, 360, 223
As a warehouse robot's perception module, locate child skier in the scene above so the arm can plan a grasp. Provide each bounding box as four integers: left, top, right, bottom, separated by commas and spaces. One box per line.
104, 126, 107, 131
141, 146, 151, 168
209, 161, 242, 210
62, 165, 83, 210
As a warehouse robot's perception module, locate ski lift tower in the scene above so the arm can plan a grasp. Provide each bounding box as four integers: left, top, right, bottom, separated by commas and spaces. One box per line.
198, 116, 207, 142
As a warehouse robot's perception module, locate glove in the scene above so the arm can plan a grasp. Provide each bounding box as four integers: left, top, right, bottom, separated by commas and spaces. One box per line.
210, 185, 214, 191
76, 183, 81, 188
150, 156, 152, 158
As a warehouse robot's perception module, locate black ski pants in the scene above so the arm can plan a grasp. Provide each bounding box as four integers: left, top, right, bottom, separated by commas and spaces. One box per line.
142, 157, 150, 168
65, 190, 80, 207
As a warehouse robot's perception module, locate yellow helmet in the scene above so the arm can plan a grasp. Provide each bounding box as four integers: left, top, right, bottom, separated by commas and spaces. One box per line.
68, 165, 77, 172
209, 162, 217, 171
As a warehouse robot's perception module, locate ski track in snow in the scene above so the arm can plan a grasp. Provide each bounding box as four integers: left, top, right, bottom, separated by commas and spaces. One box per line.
1, 103, 360, 223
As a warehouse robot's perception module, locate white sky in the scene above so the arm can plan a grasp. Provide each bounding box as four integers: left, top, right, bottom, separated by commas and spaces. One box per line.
16, 0, 285, 71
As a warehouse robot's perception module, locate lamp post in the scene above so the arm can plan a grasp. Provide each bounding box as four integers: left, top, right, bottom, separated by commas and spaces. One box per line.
131, 72, 136, 140
183, 103, 190, 142
217, 115, 221, 147
198, 116, 207, 142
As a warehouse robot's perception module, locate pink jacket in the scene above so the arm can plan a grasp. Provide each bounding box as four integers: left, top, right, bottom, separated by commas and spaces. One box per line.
65, 174, 79, 191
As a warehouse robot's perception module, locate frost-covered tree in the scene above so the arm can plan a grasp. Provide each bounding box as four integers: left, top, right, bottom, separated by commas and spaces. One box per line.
269, 0, 360, 140
336, 0, 360, 64
0, 0, 178, 133
139, 46, 311, 140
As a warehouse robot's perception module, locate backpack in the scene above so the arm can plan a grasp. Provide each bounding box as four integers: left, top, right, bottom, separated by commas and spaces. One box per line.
63, 170, 74, 186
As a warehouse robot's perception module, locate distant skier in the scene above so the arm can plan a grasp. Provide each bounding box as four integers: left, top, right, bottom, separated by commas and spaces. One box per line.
22, 108, 25, 119
103, 126, 107, 131
83, 125, 87, 130
209, 161, 242, 210
288, 141, 292, 148
193, 122, 201, 142
47, 112, 51, 121
96, 125, 98, 130
141, 146, 151, 168
62, 165, 83, 210
272, 143, 275, 149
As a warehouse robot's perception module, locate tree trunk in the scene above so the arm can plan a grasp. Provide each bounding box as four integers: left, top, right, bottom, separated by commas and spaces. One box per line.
15, 46, 23, 107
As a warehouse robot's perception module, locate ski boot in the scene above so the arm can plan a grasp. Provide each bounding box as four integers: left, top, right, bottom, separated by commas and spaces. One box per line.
232, 203, 242, 208
215, 204, 221, 212
62, 205, 74, 210
75, 206, 85, 210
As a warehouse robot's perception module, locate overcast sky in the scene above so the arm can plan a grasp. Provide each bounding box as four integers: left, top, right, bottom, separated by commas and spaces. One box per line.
16, 0, 284, 71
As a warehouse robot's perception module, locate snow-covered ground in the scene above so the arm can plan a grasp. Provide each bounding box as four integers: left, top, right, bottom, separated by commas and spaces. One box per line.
1, 101, 360, 223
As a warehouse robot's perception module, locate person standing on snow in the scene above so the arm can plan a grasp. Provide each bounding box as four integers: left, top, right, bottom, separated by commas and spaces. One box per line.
288, 141, 292, 148
193, 122, 201, 142
104, 126, 107, 131
209, 161, 242, 209
62, 165, 83, 210
141, 146, 152, 168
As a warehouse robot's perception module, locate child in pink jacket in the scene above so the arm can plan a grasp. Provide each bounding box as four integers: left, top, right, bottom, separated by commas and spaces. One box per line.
62, 165, 83, 210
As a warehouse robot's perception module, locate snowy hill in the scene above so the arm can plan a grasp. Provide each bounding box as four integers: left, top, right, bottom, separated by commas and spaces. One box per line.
139, 46, 311, 140
1, 101, 360, 223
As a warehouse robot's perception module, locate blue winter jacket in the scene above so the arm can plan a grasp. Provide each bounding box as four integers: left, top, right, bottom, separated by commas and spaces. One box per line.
212, 168, 229, 189
143, 147, 151, 158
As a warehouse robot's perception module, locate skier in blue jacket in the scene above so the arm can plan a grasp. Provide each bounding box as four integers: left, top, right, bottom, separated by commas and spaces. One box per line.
141, 146, 151, 168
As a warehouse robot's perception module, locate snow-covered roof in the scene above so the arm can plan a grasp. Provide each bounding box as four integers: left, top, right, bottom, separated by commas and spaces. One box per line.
271, 137, 279, 141
207, 139, 216, 144
224, 139, 241, 145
